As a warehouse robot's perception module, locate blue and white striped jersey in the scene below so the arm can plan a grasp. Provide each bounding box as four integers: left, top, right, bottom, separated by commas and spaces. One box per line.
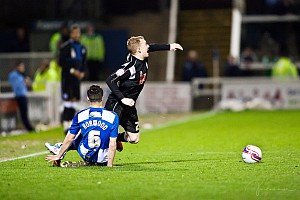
69, 107, 119, 163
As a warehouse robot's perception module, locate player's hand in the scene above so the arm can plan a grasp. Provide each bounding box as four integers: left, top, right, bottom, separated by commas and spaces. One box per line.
121, 98, 135, 106
25, 76, 32, 86
170, 43, 183, 51
45, 155, 60, 162
70, 68, 84, 80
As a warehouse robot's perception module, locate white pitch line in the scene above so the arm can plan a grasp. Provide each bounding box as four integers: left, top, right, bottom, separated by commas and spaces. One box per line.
0, 151, 49, 163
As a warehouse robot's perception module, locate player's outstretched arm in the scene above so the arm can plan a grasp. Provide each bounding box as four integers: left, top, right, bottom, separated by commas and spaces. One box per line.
148, 43, 183, 52
170, 43, 183, 51
107, 137, 117, 167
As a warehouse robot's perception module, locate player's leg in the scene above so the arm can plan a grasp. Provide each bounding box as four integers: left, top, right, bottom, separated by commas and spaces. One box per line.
105, 97, 124, 151
126, 131, 140, 144
87, 60, 100, 81
45, 141, 64, 167
61, 84, 75, 134
117, 131, 140, 144
45, 132, 82, 167
45, 132, 82, 153
119, 107, 140, 144
45, 142, 63, 155
16, 96, 34, 131
61, 83, 80, 135
62, 101, 76, 134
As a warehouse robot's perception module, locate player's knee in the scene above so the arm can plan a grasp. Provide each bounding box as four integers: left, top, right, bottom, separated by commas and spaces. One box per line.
127, 132, 140, 144
130, 139, 139, 144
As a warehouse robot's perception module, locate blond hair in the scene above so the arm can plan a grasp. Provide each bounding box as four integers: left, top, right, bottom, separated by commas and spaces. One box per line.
127, 36, 144, 54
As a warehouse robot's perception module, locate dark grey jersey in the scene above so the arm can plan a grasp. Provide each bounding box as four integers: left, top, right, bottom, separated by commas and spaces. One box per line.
106, 44, 170, 101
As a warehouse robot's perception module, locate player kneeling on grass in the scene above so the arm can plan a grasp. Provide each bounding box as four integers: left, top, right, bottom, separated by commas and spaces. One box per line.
45, 85, 119, 167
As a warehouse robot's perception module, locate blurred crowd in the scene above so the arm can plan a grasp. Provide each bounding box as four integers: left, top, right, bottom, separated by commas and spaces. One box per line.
5, 22, 106, 89
242, 0, 300, 74
4, 23, 106, 132
2, 1, 300, 91
1, 0, 300, 133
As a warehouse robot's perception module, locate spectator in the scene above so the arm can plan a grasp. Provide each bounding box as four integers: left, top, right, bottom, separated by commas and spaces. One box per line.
48, 58, 62, 82
59, 24, 86, 134
271, 50, 298, 79
48, 23, 69, 85
8, 61, 34, 132
223, 55, 242, 77
32, 59, 59, 91
10, 26, 30, 52
241, 46, 258, 64
182, 50, 207, 82
240, 46, 257, 76
260, 31, 278, 57
81, 23, 105, 81
49, 22, 69, 57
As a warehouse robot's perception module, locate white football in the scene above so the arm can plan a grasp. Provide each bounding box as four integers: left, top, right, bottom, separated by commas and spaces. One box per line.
242, 145, 262, 163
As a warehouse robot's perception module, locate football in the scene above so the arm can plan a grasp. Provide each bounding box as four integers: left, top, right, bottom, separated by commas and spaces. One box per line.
242, 145, 262, 163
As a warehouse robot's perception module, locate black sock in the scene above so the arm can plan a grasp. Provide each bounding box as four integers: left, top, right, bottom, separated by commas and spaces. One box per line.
64, 129, 68, 135
63, 107, 76, 121
117, 132, 128, 142
62, 107, 75, 135
68, 143, 77, 150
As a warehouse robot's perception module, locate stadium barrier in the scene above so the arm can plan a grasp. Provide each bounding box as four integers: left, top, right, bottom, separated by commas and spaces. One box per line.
0, 81, 192, 133
73, 82, 192, 115
192, 77, 300, 110
1, 76, 299, 133
0, 82, 60, 134
0, 77, 300, 132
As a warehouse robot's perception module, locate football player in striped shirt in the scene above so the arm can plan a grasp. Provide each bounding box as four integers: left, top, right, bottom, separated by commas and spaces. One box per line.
45, 85, 119, 167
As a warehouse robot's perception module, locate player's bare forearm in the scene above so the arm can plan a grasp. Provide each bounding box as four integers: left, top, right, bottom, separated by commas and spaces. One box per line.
107, 137, 117, 167
59, 133, 75, 157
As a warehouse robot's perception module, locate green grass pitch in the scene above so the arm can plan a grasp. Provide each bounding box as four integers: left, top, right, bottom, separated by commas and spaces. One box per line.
0, 110, 299, 199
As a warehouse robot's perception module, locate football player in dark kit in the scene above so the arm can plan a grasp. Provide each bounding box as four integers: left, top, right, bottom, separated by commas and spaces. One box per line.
105, 36, 183, 151
59, 24, 87, 134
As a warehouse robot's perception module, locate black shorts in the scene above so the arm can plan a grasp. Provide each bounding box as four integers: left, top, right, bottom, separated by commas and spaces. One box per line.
105, 96, 139, 133
61, 79, 80, 101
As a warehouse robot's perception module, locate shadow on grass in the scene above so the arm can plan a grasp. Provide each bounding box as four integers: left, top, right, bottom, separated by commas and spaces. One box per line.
58, 158, 210, 171
116, 158, 203, 166
111, 158, 216, 171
